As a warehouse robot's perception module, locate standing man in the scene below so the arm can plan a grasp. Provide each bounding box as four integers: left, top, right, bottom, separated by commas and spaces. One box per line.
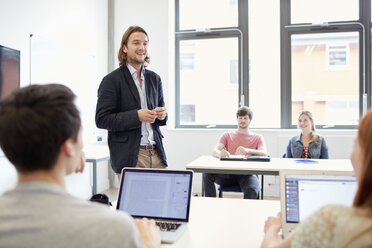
0, 84, 160, 248
203, 106, 268, 199
96, 26, 167, 175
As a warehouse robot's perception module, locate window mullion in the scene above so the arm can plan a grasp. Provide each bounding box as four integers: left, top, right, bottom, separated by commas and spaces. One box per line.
238, 0, 248, 107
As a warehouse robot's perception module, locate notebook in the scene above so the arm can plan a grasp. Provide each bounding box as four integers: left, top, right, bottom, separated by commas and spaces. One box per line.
116, 168, 193, 244
220, 155, 271, 162
280, 170, 357, 237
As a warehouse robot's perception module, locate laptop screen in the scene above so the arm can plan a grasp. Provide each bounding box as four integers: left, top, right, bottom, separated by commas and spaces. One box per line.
117, 169, 193, 221
285, 175, 357, 223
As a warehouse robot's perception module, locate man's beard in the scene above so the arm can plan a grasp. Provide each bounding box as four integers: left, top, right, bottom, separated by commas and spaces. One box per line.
132, 57, 145, 65
238, 124, 248, 129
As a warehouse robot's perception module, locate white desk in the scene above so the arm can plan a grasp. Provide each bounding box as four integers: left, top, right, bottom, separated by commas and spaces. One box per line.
186, 156, 354, 197
84, 144, 110, 195
186, 156, 354, 175
162, 197, 280, 248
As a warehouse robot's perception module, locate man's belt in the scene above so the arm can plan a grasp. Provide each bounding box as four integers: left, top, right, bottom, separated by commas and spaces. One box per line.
140, 145, 156, 150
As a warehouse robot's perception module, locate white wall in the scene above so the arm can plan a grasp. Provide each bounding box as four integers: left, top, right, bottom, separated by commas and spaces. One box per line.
0, 155, 17, 195
0, 0, 108, 142
0, 0, 108, 198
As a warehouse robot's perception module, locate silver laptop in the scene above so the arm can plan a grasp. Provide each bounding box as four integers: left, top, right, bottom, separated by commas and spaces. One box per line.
116, 168, 193, 244
280, 170, 357, 237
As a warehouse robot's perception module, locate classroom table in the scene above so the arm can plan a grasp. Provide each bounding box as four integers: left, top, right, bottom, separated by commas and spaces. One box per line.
84, 144, 110, 195
186, 156, 354, 198
161, 197, 280, 248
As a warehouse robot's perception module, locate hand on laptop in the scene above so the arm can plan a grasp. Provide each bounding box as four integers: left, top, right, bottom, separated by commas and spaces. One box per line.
264, 212, 282, 234
135, 218, 161, 248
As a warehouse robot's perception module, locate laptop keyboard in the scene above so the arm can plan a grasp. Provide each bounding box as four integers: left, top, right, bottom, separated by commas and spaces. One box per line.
156, 222, 181, 232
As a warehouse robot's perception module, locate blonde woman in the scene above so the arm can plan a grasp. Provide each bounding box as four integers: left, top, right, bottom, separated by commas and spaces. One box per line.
261, 110, 372, 248
284, 110, 328, 159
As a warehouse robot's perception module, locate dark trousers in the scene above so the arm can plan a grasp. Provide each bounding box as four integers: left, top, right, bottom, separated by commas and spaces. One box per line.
202, 173, 260, 199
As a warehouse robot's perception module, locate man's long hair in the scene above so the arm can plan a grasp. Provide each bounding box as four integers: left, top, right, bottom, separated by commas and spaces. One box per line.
117, 26, 150, 67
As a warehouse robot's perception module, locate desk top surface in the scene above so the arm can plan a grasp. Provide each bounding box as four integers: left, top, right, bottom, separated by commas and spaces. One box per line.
162, 197, 280, 248
84, 144, 110, 161
186, 156, 354, 175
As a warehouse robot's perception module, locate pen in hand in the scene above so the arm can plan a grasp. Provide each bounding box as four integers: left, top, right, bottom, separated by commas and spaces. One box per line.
220, 146, 230, 158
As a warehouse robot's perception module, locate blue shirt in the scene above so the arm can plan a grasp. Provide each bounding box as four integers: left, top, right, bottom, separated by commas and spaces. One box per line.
127, 64, 155, 146
285, 133, 329, 159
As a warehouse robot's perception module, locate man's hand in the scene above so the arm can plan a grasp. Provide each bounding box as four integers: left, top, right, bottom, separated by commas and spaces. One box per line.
138, 109, 158, 123
75, 152, 85, 173
236, 146, 249, 155
219, 149, 230, 158
264, 212, 282, 234
153, 107, 167, 120
135, 218, 161, 248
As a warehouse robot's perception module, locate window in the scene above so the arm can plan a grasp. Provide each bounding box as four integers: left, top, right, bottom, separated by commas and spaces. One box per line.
282, 0, 370, 128
178, 38, 239, 126
229, 60, 238, 84
291, 0, 359, 24
180, 52, 195, 70
175, 0, 281, 128
290, 32, 359, 126
175, 0, 371, 129
180, 104, 195, 123
179, 0, 238, 30
175, 0, 244, 128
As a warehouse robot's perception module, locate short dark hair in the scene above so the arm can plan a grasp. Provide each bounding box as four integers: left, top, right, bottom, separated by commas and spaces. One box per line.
117, 25, 150, 67
0, 84, 81, 173
236, 106, 253, 120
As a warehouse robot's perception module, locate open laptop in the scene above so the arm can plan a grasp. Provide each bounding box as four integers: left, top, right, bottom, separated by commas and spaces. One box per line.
280, 170, 357, 237
116, 168, 193, 244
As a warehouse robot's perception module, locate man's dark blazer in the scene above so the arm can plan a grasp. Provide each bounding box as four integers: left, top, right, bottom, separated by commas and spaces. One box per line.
95, 65, 167, 173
